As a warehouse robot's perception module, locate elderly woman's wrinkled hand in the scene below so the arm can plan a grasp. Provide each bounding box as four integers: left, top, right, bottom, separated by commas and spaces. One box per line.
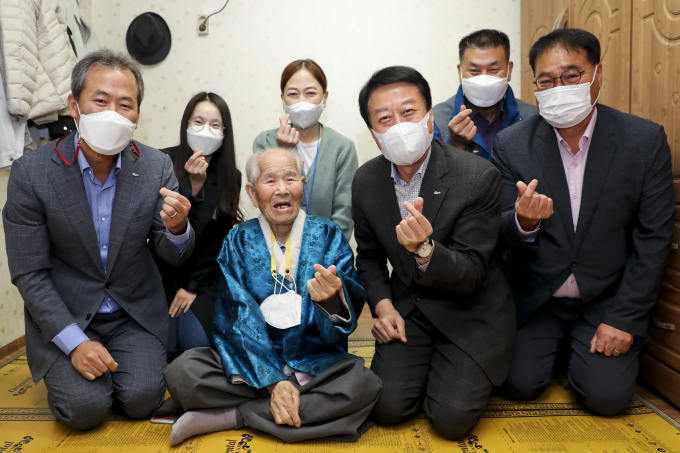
267, 380, 301, 427
307, 264, 343, 305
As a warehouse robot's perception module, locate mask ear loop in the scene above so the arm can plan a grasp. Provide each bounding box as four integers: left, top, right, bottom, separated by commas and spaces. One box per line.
290, 274, 298, 295
271, 269, 297, 295
272, 270, 284, 295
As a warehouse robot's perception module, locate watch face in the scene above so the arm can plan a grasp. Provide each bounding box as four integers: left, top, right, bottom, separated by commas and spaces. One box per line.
417, 242, 433, 257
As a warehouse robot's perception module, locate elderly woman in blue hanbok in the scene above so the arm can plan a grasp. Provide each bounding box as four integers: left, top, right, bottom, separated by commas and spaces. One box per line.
164, 148, 381, 446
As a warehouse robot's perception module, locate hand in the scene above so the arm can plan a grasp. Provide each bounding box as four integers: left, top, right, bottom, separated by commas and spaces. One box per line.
307, 264, 343, 304
276, 114, 299, 148
266, 380, 301, 427
396, 197, 433, 254
169, 288, 197, 318
70, 340, 118, 381
447, 104, 476, 149
159, 188, 191, 234
590, 323, 634, 357
372, 299, 407, 344
515, 179, 554, 231
184, 149, 209, 197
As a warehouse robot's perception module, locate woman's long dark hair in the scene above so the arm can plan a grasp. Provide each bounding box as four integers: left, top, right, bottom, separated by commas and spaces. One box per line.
174, 92, 244, 227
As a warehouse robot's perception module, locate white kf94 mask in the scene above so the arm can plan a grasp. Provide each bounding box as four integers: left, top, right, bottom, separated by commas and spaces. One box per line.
76, 103, 136, 155
460, 69, 508, 108
283, 98, 325, 130
259, 289, 303, 330
372, 112, 434, 166
186, 126, 224, 156
534, 66, 600, 129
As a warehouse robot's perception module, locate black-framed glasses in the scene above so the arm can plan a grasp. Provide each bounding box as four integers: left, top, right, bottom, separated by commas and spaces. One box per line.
533, 66, 593, 91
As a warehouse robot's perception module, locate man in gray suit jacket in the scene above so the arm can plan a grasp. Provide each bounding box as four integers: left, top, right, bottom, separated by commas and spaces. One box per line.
433, 29, 538, 161
494, 29, 675, 415
3, 49, 195, 430
353, 66, 515, 439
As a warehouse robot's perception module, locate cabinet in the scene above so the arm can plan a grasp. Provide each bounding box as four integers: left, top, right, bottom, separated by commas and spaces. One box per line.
520, 0, 569, 103
521, 0, 680, 408
632, 0, 680, 408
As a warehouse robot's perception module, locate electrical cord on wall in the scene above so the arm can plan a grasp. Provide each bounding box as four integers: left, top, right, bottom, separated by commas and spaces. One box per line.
199, 0, 230, 32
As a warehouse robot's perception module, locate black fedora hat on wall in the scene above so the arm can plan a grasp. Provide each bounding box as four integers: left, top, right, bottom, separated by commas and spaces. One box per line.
126, 12, 171, 65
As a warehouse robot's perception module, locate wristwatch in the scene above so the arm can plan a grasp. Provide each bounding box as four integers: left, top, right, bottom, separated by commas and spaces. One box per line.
408, 239, 434, 258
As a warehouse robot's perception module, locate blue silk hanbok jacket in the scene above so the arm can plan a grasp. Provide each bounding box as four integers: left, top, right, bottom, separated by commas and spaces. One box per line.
213, 215, 367, 389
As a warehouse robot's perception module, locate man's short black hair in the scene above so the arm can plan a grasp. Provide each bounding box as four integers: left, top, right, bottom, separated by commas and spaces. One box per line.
358, 66, 432, 128
529, 28, 601, 74
459, 29, 510, 62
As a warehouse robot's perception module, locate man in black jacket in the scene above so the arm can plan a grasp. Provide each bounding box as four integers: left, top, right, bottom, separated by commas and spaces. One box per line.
494, 29, 675, 415
352, 66, 515, 439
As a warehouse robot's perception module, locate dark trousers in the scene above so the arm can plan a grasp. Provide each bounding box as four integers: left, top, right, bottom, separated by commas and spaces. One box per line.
164, 347, 382, 443
167, 308, 211, 360
501, 297, 647, 416
370, 307, 493, 440
43, 309, 167, 431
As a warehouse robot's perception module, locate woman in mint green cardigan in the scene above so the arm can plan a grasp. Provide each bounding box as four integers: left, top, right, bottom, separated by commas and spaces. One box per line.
252, 59, 358, 240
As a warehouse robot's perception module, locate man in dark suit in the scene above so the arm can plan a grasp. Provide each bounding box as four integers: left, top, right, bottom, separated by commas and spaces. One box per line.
352, 66, 515, 439
494, 29, 675, 415
3, 49, 196, 430
433, 29, 538, 160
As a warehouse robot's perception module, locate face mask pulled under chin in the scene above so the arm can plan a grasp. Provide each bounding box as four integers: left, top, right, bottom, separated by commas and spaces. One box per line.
460, 69, 508, 108
372, 112, 433, 166
186, 126, 224, 156
283, 97, 325, 130
534, 66, 600, 129
76, 103, 137, 155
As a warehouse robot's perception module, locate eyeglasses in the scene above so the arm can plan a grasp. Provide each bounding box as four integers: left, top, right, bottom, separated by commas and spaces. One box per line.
533, 66, 593, 91
188, 117, 225, 135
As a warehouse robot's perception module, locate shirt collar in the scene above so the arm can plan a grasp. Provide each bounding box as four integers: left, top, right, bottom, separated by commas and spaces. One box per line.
553, 106, 598, 154
391, 147, 432, 186
74, 132, 122, 176
469, 99, 505, 123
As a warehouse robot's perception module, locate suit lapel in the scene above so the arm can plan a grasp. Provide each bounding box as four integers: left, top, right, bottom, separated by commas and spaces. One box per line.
374, 156, 413, 278
48, 134, 106, 275
419, 142, 449, 226
573, 109, 617, 251
386, 144, 449, 283
534, 122, 575, 247
105, 145, 142, 274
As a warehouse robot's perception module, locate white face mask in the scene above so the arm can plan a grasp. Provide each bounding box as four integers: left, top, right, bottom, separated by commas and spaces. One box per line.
283, 97, 325, 130
186, 126, 224, 156
260, 289, 302, 330
75, 103, 136, 155
460, 69, 508, 108
534, 66, 600, 129
372, 112, 433, 166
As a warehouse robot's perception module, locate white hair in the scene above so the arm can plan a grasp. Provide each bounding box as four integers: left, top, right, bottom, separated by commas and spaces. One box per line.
246, 148, 304, 185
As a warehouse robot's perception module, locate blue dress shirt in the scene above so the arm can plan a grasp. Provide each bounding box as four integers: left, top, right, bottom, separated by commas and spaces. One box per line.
52, 135, 191, 355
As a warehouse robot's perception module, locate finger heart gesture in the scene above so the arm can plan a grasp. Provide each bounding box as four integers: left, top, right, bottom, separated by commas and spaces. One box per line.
307, 264, 343, 305
395, 197, 433, 253
276, 115, 299, 148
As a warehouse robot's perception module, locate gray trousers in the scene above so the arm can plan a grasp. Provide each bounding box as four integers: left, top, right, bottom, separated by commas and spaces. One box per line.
370, 307, 493, 440
501, 297, 647, 416
43, 309, 167, 431
164, 347, 382, 443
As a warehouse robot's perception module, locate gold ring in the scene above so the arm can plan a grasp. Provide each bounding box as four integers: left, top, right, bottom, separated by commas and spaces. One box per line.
613, 349, 620, 354
170, 211, 178, 218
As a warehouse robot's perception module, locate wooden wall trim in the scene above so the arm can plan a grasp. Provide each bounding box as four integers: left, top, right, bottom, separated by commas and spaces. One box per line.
0, 336, 26, 360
